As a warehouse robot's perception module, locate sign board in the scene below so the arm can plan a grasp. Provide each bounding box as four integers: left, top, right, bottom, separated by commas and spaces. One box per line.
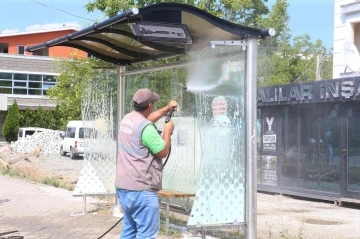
212, 96, 227, 116
261, 155, 277, 185
258, 76, 360, 106
262, 116, 276, 152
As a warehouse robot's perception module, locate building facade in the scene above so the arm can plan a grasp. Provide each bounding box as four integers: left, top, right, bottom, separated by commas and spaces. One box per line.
333, 0, 360, 78
0, 28, 87, 137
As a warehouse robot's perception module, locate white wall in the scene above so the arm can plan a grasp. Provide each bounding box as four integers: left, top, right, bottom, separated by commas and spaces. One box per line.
333, 0, 360, 78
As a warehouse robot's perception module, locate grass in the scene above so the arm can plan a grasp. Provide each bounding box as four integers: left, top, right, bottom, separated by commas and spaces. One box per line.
0, 164, 74, 191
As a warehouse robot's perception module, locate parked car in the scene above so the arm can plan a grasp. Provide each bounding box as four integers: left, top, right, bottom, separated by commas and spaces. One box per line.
18, 127, 50, 140
60, 120, 96, 159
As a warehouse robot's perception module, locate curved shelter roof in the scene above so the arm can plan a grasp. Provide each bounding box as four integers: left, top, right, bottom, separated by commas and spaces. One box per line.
26, 3, 272, 65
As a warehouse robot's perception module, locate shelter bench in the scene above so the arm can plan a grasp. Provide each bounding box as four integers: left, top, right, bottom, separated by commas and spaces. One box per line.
158, 189, 195, 235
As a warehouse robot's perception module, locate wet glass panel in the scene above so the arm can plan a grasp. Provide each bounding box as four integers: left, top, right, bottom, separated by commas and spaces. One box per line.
347, 106, 360, 193
280, 107, 299, 188
14, 73, 27, 81
0, 80, 12, 87
13, 88, 27, 95
319, 104, 340, 193
298, 106, 320, 191
188, 46, 246, 226
29, 74, 42, 81
0, 72, 12, 80
0, 88, 11, 94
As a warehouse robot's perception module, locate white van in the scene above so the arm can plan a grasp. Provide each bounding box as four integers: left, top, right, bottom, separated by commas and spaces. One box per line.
18, 127, 49, 140
60, 120, 96, 159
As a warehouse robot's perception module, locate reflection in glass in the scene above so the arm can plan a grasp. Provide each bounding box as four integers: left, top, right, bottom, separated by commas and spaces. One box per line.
280, 107, 299, 188
29, 74, 42, 81
14, 73, 27, 81
298, 107, 320, 191
13, 88, 27, 95
319, 105, 340, 193
0, 88, 11, 94
347, 106, 360, 193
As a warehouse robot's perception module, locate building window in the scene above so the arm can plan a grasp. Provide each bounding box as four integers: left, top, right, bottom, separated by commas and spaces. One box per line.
13, 88, 27, 95
17, 45, 25, 55
0, 43, 8, 53
29, 74, 42, 81
0, 72, 57, 96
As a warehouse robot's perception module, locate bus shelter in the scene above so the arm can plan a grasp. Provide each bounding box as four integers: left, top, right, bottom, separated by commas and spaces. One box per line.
27, 3, 274, 238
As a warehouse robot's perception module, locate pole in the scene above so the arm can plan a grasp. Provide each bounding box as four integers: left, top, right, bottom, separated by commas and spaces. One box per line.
245, 39, 258, 239
316, 47, 325, 81
115, 65, 126, 211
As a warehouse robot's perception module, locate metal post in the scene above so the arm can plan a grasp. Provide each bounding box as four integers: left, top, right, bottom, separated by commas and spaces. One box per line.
245, 38, 258, 239
166, 199, 170, 236
83, 195, 87, 214
115, 66, 126, 208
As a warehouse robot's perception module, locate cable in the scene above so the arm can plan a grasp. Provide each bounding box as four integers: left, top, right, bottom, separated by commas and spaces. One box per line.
29, 0, 97, 23
97, 217, 123, 239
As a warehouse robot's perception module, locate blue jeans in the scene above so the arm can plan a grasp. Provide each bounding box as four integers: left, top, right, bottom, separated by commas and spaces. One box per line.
117, 188, 160, 239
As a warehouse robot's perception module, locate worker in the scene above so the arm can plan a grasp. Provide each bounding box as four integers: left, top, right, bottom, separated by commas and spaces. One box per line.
115, 88, 177, 239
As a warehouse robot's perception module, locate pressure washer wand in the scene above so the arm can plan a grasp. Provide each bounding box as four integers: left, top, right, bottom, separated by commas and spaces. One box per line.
165, 107, 176, 123
164, 85, 187, 124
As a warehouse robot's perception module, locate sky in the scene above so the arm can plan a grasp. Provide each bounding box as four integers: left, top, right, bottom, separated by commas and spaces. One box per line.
0, 0, 334, 49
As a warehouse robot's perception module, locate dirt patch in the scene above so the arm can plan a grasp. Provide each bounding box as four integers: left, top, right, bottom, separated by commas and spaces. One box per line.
282, 209, 312, 213
304, 218, 345, 225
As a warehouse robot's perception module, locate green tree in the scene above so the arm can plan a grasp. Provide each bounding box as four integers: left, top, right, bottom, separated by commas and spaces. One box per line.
20, 108, 36, 127
51, 105, 64, 130
258, 34, 333, 86
48, 54, 113, 128
2, 101, 21, 141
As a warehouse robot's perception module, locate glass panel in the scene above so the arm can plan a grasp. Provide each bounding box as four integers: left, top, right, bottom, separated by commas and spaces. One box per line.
123, 46, 246, 227
257, 109, 262, 183
347, 106, 360, 193
319, 104, 340, 193
28, 89, 42, 95
14, 81, 27, 87
0, 80, 12, 87
29, 74, 42, 81
280, 107, 299, 188
43, 75, 57, 82
14, 73, 27, 81
188, 46, 246, 225
0, 72, 12, 80
0, 88, 11, 94
43, 90, 48, 95
298, 106, 320, 191
29, 82, 42, 88
13, 88, 27, 95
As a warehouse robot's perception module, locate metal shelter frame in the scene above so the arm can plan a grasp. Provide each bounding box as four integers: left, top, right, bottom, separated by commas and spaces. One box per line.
26, 3, 274, 238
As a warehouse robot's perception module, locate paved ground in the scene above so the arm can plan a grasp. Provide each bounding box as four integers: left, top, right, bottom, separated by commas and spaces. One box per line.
0, 175, 122, 239
2, 173, 360, 239
257, 193, 360, 239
